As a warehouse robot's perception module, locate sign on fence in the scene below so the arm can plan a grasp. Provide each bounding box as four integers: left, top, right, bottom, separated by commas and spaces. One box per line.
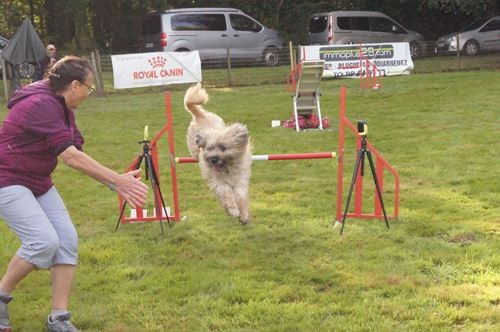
111, 51, 202, 89
300, 42, 414, 78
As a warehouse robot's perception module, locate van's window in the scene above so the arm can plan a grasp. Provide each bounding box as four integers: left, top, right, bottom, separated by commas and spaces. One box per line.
480, 18, 500, 32
230, 14, 262, 32
371, 17, 404, 33
142, 15, 161, 34
337, 17, 350, 30
309, 16, 328, 33
338, 16, 370, 31
171, 14, 227, 31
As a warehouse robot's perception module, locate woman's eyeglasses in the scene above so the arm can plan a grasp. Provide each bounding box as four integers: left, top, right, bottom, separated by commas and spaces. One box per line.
79, 81, 96, 95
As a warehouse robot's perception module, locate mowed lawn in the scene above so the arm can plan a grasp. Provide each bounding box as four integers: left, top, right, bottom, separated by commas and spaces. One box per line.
0, 70, 498, 331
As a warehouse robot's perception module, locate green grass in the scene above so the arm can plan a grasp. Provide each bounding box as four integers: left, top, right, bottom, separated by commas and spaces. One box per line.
1, 71, 499, 331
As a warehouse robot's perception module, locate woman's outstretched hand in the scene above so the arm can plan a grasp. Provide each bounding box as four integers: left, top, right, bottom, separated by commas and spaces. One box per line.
114, 169, 148, 208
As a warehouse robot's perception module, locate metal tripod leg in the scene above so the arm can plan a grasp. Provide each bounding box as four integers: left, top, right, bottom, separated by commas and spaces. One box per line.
340, 142, 390, 234
365, 150, 390, 229
340, 148, 365, 235
115, 155, 144, 231
144, 153, 172, 235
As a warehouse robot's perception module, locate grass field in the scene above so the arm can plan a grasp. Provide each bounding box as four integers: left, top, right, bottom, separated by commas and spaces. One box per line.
0, 71, 499, 331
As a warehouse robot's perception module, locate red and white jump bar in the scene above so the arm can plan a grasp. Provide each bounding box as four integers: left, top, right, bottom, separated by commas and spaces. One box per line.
175, 152, 336, 163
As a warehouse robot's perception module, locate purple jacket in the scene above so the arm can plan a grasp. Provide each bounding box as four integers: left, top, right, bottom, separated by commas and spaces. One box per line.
0, 80, 84, 196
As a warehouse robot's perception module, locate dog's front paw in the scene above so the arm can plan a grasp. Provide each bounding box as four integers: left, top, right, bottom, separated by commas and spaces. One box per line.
239, 213, 250, 225
226, 207, 240, 219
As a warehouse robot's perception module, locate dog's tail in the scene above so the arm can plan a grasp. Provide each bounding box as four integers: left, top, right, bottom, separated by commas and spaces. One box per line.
184, 83, 209, 118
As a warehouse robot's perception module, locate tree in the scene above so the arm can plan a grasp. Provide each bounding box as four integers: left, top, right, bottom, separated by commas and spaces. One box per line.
419, 0, 496, 16
0, 0, 45, 37
1, 0, 499, 54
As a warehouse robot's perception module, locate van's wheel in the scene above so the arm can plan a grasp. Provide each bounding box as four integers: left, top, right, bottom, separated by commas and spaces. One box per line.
463, 40, 479, 56
410, 41, 422, 58
263, 47, 279, 66
175, 48, 190, 52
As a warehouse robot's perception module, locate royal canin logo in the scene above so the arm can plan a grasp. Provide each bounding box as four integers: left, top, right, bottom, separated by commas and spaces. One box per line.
148, 56, 167, 68
133, 55, 183, 80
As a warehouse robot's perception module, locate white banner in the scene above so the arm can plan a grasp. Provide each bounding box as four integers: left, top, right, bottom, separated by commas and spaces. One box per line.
111, 51, 202, 89
300, 43, 414, 78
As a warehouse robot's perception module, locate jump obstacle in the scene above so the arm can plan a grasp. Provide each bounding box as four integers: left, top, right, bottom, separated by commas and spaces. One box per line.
359, 45, 384, 90
116, 86, 399, 227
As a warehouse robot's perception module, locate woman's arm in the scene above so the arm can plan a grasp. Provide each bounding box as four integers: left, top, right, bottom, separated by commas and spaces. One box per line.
59, 145, 148, 208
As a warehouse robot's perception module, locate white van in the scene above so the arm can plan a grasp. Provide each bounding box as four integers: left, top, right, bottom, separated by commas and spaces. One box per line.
307, 11, 424, 58
141, 8, 284, 66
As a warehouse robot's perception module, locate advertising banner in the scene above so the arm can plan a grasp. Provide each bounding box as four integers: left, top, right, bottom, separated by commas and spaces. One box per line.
111, 51, 202, 89
300, 43, 414, 78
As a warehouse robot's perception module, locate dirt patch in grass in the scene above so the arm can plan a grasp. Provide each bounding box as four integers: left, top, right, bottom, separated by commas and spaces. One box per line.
449, 233, 477, 246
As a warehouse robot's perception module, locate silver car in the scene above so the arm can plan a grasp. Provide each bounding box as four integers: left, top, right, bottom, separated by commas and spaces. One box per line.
435, 16, 500, 56
141, 8, 284, 66
307, 11, 425, 58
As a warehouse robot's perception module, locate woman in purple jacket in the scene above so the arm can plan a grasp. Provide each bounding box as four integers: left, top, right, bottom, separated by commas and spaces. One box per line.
0, 56, 148, 331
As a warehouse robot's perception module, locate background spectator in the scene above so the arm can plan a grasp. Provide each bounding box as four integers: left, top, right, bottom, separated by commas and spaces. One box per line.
33, 44, 57, 81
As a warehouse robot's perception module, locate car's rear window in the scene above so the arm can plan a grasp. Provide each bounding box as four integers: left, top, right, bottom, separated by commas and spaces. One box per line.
309, 16, 328, 33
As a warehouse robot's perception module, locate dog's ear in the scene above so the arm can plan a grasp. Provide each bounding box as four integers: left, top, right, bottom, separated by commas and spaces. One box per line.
195, 133, 207, 148
225, 123, 249, 147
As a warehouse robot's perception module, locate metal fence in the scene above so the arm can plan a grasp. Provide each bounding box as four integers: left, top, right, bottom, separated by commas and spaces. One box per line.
98, 43, 500, 90
0, 43, 497, 100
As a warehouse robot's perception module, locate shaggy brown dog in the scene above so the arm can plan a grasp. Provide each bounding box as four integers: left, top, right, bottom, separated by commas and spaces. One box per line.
184, 83, 252, 224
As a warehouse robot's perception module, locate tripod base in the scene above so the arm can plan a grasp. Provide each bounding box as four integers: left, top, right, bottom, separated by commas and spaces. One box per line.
115, 139, 172, 235
332, 221, 343, 229
339, 136, 390, 235
128, 207, 170, 219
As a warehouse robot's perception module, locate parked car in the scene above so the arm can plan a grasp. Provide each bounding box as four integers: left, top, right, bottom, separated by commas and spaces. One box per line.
141, 8, 284, 66
0, 35, 9, 77
435, 16, 500, 56
307, 11, 425, 58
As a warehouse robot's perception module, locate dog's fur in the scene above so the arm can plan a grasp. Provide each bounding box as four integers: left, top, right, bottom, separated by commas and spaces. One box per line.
184, 83, 252, 224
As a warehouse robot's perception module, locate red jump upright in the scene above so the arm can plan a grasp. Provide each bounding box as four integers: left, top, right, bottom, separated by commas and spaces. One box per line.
335, 86, 399, 223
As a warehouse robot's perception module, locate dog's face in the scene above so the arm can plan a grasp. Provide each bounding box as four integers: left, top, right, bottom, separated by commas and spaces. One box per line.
196, 123, 249, 173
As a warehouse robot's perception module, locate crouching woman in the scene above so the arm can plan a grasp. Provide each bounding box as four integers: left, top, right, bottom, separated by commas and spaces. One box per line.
0, 56, 148, 331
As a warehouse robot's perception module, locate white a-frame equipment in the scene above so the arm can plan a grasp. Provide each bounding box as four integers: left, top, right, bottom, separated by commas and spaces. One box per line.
291, 60, 325, 131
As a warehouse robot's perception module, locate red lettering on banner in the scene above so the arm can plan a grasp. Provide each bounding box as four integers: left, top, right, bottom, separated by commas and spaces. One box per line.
132, 68, 184, 80
160, 68, 184, 77
133, 70, 159, 80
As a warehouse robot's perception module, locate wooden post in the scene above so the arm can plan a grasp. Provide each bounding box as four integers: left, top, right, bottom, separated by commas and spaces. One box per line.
456, 33, 461, 71
95, 49, 105, 94
1, 58, 9, 101
226, 48, 232, 87
90, 51, 105, 97
289, 41, 295, 72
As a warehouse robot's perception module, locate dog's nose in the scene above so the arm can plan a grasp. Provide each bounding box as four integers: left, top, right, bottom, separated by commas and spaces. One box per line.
208, 157, 220, 165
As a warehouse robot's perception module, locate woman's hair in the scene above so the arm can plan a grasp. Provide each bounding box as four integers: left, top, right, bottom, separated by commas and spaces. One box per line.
47, 56, 93, 92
